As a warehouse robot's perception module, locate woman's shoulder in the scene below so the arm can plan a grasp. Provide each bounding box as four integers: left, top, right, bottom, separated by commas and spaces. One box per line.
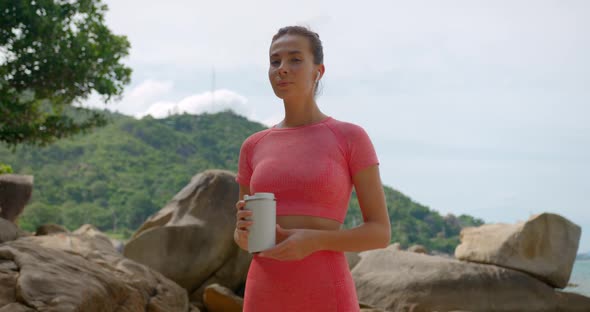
241, 128, 273, 147
325, 117, 370, 138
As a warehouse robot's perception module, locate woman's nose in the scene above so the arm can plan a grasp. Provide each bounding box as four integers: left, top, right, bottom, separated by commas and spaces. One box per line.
277, 62, 288, 75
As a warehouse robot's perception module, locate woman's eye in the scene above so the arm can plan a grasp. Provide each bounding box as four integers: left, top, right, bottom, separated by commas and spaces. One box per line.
270, 60, 280, 66
291, 58, 301, 63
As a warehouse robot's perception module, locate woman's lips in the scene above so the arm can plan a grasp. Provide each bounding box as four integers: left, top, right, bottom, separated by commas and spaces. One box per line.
277, 82, 291, 87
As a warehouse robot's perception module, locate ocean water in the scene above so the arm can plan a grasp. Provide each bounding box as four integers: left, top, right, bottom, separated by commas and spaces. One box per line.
566, 260, 590, 296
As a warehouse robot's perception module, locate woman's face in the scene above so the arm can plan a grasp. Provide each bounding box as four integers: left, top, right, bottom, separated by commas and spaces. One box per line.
268, 34, 323, 100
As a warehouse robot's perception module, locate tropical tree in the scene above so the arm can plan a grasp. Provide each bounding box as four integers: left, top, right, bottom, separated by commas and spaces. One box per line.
0, 0, 132, 150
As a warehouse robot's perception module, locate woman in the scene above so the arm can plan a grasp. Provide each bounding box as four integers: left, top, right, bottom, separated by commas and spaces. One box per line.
234, 25, 391, 311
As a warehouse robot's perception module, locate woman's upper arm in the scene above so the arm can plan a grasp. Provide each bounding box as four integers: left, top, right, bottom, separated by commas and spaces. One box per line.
352, 165, 390, 228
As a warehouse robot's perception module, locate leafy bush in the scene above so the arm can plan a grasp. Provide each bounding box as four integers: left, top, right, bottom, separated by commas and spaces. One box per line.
0, 163, 13, 174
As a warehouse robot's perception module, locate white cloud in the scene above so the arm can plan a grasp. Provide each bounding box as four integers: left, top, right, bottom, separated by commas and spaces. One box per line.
138, 89, 251, 119
121, 79, 174, 114
76, 80, 254, 121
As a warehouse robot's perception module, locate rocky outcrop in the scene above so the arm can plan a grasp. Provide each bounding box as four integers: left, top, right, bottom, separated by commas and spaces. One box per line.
0, 217, 30, 243
73, 223, 108, 239
4, 167, 585, 311
352, 248, 590, 312
73, 223, 122, 250
0, 231, 191, 311
455, 213, 581, 288
0, 174, 33, 222
0, 218, 19, 243
123, 170, 252, 308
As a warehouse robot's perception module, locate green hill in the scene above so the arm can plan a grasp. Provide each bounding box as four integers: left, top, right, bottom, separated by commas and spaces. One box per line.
0, 109, 483, 253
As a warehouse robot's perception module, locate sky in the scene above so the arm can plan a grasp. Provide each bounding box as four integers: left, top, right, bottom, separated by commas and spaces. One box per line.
82, 0, 590, 253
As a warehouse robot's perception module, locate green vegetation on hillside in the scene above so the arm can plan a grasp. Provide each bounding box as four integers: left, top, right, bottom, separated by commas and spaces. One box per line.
0, 110, 483, 253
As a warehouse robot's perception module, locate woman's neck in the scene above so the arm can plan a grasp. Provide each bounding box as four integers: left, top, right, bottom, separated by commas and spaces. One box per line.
280, 97, 327, 128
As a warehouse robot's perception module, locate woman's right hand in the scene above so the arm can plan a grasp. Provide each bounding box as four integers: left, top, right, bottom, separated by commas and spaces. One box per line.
234, 199, 253, 251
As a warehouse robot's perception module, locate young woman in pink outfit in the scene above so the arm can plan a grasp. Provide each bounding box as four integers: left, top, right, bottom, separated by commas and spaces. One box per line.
234, 26, 391, 311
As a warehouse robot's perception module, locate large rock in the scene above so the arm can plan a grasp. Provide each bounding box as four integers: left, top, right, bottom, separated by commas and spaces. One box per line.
124, 170, 252, 306
0, 303, 35, 312
352, 248, 590, 312
0, 217, 30, 243
73, 223, 123, 251
71, 223, 125, 253
0, 232, 190, 311
0, 174, 33, 222
0, 218, 19, 243
455, 213, 581, 288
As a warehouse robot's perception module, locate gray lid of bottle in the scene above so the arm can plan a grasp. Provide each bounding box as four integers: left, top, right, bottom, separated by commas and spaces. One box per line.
245, 192, 275, 201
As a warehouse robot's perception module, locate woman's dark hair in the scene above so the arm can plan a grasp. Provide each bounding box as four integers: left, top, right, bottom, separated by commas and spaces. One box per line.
271, 26, 324, 96
271, 26, 324, 65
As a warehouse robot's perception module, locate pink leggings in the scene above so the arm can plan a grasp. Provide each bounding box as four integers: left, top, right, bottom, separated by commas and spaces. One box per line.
243, 250, 360, 312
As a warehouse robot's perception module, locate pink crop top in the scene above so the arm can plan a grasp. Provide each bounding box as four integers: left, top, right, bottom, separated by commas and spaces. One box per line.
235, 116, 379, 223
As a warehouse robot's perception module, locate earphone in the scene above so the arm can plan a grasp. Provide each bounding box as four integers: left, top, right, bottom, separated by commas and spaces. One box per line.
315, 70, 321, 83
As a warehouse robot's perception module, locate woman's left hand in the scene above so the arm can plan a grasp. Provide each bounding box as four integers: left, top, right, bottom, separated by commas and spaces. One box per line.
258, 224, 319, 261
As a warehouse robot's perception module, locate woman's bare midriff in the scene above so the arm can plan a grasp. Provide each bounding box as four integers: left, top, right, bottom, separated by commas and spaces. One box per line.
277, 215, 342, 231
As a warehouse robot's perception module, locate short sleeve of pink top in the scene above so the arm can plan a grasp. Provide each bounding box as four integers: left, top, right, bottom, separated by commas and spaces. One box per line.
235, 116, 379, 223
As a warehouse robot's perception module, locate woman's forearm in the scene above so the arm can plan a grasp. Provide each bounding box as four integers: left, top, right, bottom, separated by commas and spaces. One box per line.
311, 221, 391, 253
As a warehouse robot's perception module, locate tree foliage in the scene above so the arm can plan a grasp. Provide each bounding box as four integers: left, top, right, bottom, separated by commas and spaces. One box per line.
0, 0, 131, 148
0, 163, 12, 174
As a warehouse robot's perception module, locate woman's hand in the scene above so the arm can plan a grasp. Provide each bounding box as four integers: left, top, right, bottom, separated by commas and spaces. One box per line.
234, 199, 253, 251
258, 224, 319, 261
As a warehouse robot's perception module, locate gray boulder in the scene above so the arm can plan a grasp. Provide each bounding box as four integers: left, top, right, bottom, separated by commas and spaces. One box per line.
0, 232, 189, 311
0, 218, 19, 243
124, 170, 252, 307
352, 248, 590, 312
0, 174, 33, 222
455, 212, 581, 288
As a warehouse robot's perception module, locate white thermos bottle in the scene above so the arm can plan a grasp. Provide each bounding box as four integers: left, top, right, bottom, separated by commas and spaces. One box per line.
244, 192, 276, 253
